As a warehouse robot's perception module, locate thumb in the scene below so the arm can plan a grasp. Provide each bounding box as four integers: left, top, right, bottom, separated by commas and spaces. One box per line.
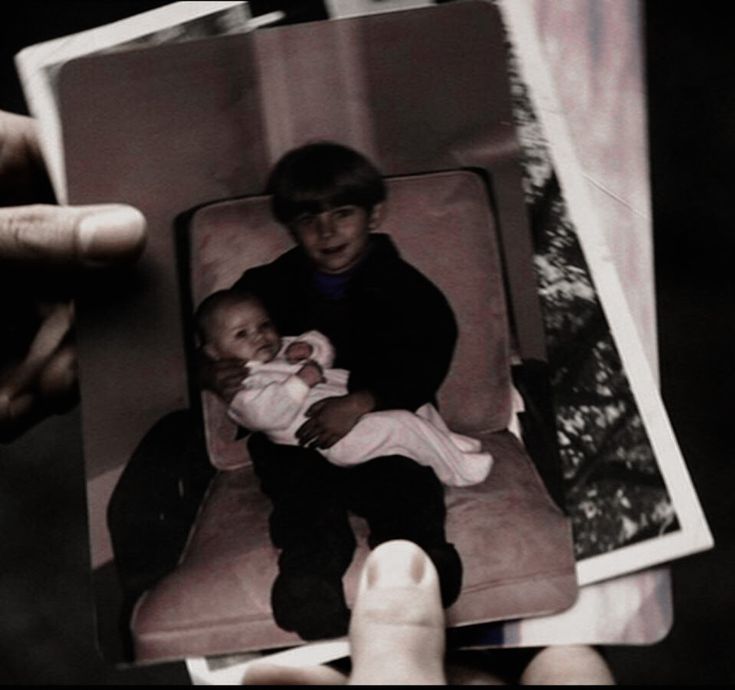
349, 540, 446, 685
0, 203, 146, 267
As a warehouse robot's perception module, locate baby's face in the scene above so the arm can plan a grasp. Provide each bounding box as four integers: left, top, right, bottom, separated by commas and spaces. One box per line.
206, 300, 281, 364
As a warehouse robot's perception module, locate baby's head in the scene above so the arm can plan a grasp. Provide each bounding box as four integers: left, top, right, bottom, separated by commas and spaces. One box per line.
267, 142, 386, 274
196, 290, 281, 364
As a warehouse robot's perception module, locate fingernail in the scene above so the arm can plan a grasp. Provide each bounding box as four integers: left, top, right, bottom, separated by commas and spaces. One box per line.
78, 205, 146, 265
365, 540, 428, 590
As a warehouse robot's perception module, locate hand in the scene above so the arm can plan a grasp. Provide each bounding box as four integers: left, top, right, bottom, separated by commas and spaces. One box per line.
285, 340, 313, 364
295, 391, 375, 449
242, 543, 615, 686
0, 111, 146, 442
296, 360, 324, 387
200, 356, 249, 404
244, 540, 447, 685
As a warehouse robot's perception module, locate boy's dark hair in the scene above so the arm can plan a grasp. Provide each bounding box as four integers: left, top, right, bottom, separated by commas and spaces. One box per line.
195, 289, 261, 345
267, 141, 386, 224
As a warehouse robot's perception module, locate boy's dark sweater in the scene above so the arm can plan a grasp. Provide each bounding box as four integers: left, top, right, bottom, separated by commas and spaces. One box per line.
232, 233, 458, 412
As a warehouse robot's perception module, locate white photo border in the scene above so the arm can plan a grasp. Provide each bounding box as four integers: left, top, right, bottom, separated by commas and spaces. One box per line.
499, 0, 713, 587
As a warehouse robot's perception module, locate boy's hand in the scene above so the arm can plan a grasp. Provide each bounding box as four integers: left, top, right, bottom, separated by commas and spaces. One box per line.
200, 357, 248, 403
296, 390, 375, 449
296, 360, 323, 387
285, 340, 313, 364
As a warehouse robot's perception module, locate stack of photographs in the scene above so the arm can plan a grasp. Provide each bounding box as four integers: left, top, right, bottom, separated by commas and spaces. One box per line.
15, 0, 713, 680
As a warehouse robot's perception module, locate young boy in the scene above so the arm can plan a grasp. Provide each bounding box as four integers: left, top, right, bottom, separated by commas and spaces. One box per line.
209, 142, 463, 640
197, 289, 493, 487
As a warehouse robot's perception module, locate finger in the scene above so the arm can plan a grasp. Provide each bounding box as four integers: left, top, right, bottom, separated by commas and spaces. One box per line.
0, 301, 77, 440
304, 399, 326, 417
0, 356, 78, 445
0, 203, 146, 267
296, 419, 318, 444
243, 661, 346, 685
319, 433, 340, 450
305, 429, 327, 450
303, 431, 323, 450
0, 389, 34, 427
0, 380, 51, 443
0, 336, 78, 443
349, 540, 446, 685
0, 302, 72, 400
37, 341, 78, 408
0, 112, 52, 205
0, 111, 42, 163
519, 646, 615, 685
25, 301, 72, 361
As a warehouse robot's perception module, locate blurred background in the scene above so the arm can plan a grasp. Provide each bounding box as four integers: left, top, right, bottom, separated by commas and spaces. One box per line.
0, 0, 733, 683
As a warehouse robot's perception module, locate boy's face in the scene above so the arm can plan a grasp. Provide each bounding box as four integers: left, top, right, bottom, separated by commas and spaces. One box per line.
289, 204, 381, 274
204, 300, 281, 364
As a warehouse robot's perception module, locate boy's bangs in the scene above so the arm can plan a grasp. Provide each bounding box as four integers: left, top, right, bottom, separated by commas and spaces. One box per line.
284, 183, 375, 220
268, 142, 386, 223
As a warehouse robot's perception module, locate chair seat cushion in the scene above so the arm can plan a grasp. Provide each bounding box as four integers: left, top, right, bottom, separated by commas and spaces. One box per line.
132, 430, 576, 662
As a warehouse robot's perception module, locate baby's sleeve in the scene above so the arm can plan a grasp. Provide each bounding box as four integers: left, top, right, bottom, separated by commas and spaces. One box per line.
228, 376, 310, 431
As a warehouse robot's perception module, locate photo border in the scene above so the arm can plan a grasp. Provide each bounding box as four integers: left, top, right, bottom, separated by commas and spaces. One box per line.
499, 0, 713, 586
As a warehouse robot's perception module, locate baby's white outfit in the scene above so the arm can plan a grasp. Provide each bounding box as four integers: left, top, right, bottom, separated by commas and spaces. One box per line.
228, 330, 492, 487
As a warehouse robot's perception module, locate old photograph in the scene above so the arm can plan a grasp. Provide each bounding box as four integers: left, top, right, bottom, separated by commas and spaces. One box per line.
61, 2, 579, 664
0, 0, 728, 685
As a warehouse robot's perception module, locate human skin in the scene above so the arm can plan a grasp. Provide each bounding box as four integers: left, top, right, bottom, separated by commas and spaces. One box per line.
287, 203, 383, 448
0, 110, 146, 441
284, 339, 313, 363
203, 300, 281, 365
243, 540, 615, 685
209, 203, 384, 449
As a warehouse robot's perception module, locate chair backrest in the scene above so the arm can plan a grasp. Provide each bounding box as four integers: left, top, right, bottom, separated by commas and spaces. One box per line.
189, 170, 512, 469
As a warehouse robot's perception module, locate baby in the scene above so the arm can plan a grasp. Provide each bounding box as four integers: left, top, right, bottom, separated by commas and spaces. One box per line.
197, 289, 492, 487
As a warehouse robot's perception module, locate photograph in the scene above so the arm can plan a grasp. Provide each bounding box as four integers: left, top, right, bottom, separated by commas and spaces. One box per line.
75, 3, 578, 664
500, 0, 712, 588
14, 1, 256, 203
0, 0, 729, 684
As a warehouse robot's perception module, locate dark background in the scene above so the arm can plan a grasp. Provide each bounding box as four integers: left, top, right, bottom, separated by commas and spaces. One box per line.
0, 0, 732, 683
606, 1, 735, 683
